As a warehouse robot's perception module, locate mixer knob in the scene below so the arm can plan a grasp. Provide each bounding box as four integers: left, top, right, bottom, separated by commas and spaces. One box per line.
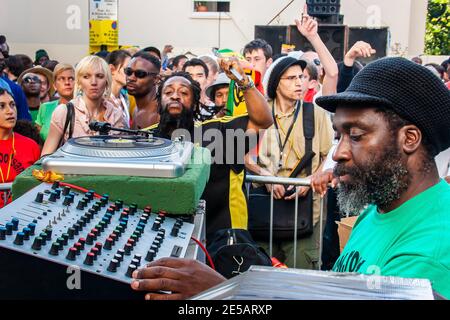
137, 221, 146, 230
131, 258, 140, 267
66, 247, 77, 261
39, 232, 48, 245
83, 212, 92, 223
114, 253, 123, 263
109, 233, 118, 244
129, 204, 138, 215
130, 234, 139, 243
107, 259, 119, 272
22, 227, 31, 240
78, 238, 86, 249
48, 191, 58, 202
0, 227, 6, 240
144, 206, 151, 213
34, 192, 44, 203
157, 229, 166, 238
115, 200, 123, 209
95, 242, 103, 254
45, 227, 52, 240
150, 244, 159, 253
170, 226, 180, 237
62, 186, 70, 196
109, 204, 117, 212
91, 228, 99, 237
120, 219, 128, 227
31, 237, 42, 250
49, 242, 60, 255
62, 195, 72, 206
86, 233, 95, 245
78, 217, 87, 227
92, 203, 100, 212
54, 188, 61, 199
11, 218, 19, 231
56, 237, 65, 250
139, 217, 148, 225
72, 223, 81, 235
133, 254, 142, 263
116, 248, 125, 260
67, 227, 75, 239
13, 232, 24, 245
104, 237, 113, 250
77, 199, 86, 210
84, 193, 93, 202
124, 243, 133, 255
145, 249, 156, 262
61, 233, 69, 245
99, 221, 107, 231
83, 252, 95, 266
154, 235, 164, 244
90, 247, 99, 260
51, 181, 60, 189
125, 264, 137, 278
151, 220, 161, 231
27, 223, 36, 235
74, 242, 82, 255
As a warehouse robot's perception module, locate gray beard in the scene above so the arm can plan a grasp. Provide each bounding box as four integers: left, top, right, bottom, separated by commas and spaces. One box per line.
334, 149, 410, 216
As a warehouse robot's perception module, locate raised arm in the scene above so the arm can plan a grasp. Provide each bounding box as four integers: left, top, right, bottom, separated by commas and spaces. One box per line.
295, 4, 338, 96
218, 58, 273, 132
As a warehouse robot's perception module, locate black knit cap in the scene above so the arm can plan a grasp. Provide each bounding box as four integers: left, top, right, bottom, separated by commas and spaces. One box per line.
316, 57, 450, 155
267, 56, 307, 100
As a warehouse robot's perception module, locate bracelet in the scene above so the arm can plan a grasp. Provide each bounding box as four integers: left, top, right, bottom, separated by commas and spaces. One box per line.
237, 77, 255, 91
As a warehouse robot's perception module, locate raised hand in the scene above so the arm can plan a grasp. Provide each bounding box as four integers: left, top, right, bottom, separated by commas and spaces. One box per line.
344, 41, 376, 66
295, 4, 319, 40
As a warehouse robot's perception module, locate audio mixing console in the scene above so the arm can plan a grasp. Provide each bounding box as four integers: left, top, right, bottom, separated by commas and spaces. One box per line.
0, 182, 205, 299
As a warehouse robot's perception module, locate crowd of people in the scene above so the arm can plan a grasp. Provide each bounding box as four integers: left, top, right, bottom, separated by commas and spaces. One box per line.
0, 6, 449, 300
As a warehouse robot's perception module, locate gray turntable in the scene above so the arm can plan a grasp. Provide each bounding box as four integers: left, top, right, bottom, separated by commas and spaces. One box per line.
42, 135, 193, 178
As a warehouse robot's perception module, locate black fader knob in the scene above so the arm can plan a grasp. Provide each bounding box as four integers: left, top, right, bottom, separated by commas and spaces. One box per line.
34, 192, 44, 203
62, 186, 70, 196
63, 196, 72, 206
145, 249, 156, 262
125, 264, 137, 278
52, 181, 60, 189
48, 191, 58, 202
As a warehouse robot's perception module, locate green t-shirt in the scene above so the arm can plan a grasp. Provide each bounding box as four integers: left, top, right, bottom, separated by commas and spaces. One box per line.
35, 100, 59, 141
333, 180, 450, 298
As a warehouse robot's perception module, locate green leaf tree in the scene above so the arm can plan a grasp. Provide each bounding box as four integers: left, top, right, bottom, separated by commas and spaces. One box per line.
424, 0, 450, 55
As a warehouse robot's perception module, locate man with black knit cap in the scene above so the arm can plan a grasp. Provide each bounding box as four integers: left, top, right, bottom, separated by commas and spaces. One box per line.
130, 57, 450, 300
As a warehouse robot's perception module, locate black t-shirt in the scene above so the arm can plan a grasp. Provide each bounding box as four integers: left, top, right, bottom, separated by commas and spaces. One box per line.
154, 114, 254, 242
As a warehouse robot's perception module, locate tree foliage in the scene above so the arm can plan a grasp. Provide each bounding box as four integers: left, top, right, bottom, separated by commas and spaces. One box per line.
425, 0, 450, 55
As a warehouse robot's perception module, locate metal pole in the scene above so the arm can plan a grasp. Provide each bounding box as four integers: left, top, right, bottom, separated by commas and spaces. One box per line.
269, 186, 274, 258
293, 186, 299, 269
318, 196, 324, 270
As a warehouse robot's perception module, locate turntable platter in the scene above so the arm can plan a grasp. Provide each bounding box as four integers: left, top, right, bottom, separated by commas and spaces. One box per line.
61, 135, 176, 158
42, 135, 193, 178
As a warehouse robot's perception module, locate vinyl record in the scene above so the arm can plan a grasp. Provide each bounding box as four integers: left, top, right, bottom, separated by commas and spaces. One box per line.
70, 135, 171, 149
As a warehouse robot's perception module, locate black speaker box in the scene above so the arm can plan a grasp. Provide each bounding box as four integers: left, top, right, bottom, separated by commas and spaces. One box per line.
348, 27, 389, 63
254, 25, 288, 56
289, 24, 349, 62
306, 0, 341, 17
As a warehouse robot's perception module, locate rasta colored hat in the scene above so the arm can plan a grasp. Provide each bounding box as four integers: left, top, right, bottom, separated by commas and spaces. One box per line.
35, 49, 49, 63
316, 57, 450, 155
266, 56, 307, 100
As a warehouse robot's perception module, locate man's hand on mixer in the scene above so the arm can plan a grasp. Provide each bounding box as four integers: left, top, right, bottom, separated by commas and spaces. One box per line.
130, 257, 226, 300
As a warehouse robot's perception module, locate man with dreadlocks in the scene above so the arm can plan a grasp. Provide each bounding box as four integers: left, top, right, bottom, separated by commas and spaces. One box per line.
148, 58, 273, 242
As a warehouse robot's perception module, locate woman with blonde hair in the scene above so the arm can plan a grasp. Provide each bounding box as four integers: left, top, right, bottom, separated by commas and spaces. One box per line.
41, 55, 126, 156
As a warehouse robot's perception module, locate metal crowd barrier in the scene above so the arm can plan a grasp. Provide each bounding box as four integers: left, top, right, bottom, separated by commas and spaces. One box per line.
245, 175, 325, 270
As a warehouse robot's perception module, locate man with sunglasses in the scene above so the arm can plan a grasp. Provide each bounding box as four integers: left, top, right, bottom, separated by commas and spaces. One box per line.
17, 66, 54, 123
126, 51, 161, 130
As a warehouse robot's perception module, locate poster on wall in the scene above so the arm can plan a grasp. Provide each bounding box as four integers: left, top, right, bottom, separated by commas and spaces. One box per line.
89, 0, 119, 53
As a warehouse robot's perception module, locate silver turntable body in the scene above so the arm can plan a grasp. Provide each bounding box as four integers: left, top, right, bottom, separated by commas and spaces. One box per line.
42, 135, 193, 178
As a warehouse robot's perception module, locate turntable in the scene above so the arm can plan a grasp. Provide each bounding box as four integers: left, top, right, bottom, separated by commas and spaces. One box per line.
42, 135, 194, 178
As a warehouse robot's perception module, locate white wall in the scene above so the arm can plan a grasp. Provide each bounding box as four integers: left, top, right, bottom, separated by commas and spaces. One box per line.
0, 0, 428, 65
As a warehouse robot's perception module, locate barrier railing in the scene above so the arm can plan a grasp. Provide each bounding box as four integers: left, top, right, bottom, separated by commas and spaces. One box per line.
245, 175, 325, 269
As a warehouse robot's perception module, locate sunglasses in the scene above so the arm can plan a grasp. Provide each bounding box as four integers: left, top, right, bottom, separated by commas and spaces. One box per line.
124, 67, 158, 79
23, 76, 42, 84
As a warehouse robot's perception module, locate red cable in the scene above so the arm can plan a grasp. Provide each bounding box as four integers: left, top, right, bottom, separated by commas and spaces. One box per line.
57, 182, 102, 199
191, 236, 215, 270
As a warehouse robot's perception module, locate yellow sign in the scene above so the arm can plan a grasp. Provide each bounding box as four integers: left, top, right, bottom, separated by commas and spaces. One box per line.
89, 20, 118, 46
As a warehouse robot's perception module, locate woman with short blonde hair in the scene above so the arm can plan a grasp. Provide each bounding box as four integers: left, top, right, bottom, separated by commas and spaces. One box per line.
41, 55, 125, 156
